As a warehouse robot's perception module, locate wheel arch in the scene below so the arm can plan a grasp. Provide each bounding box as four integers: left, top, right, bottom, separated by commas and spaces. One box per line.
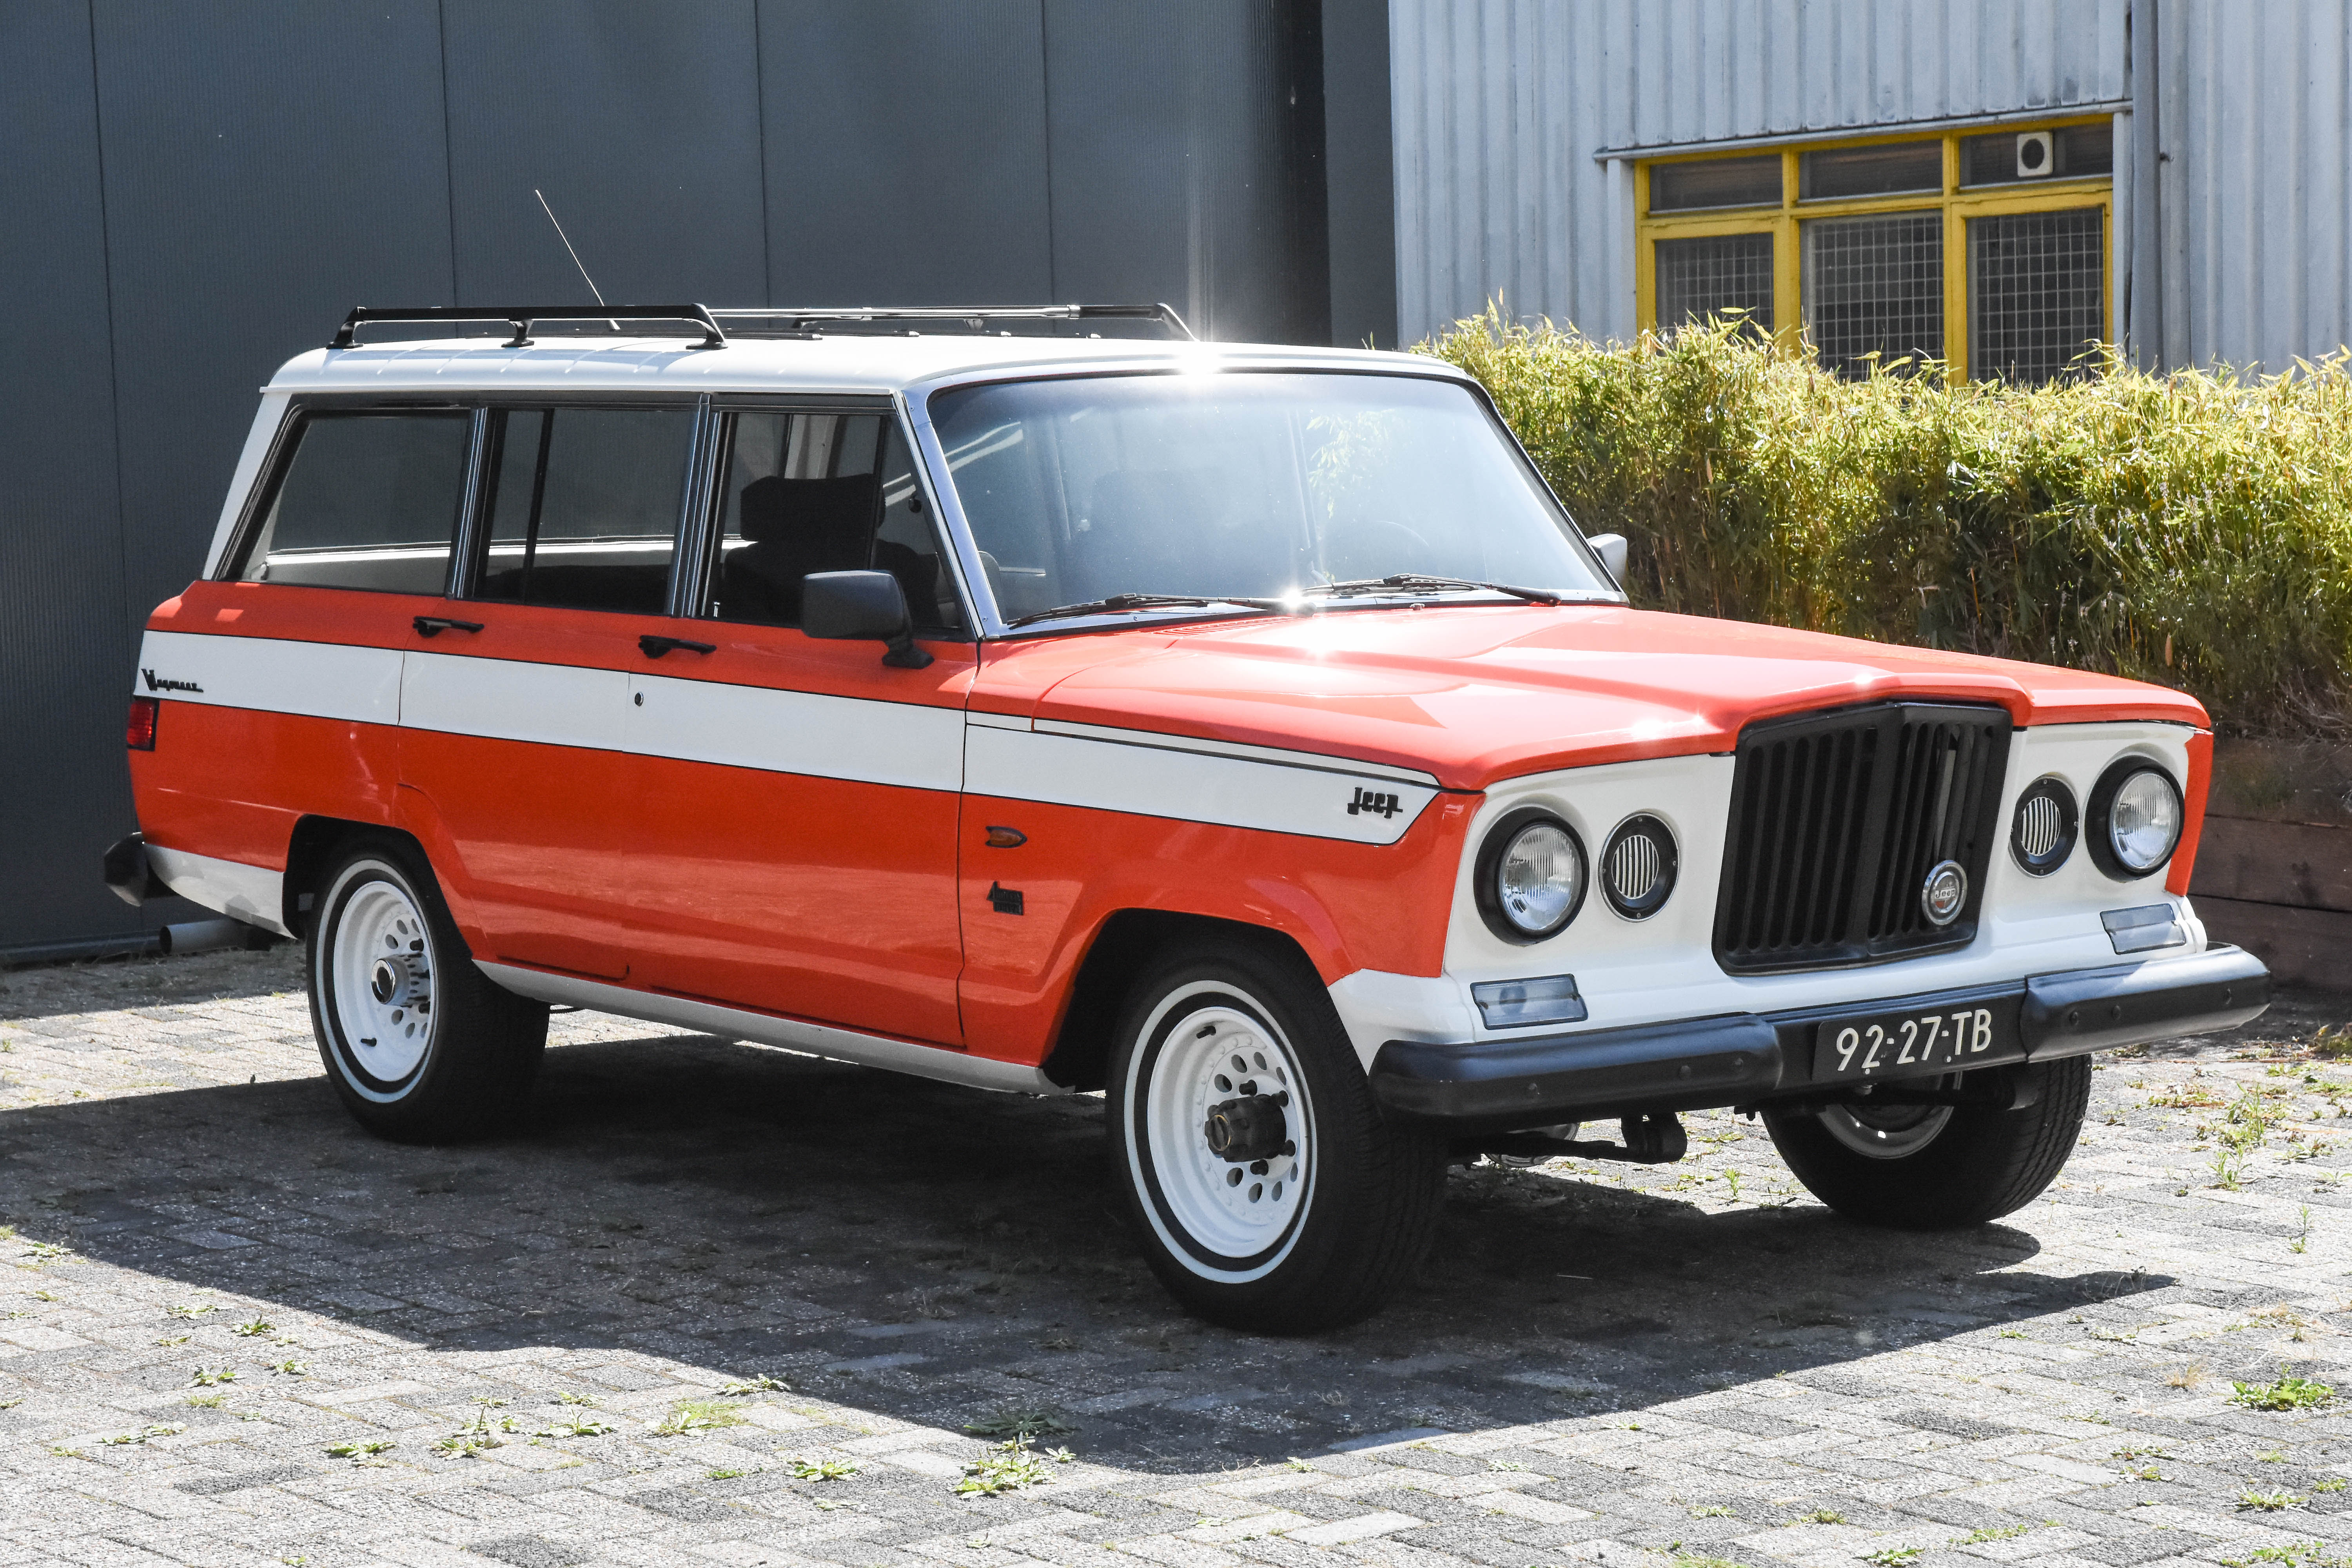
282, 816, 444, 939
1041, 909, 1322, 1092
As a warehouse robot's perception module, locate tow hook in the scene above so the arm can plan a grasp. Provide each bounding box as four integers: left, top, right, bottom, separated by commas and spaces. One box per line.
1468, 1111, 1689, 1165
1204, 1094, 1289, 1162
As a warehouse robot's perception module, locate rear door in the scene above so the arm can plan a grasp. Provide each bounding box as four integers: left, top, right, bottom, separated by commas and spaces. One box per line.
617, 401, 973, 1045
396, 399, 701, 981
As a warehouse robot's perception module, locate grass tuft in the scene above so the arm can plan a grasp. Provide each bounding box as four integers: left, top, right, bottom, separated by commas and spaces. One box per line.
2232, 1366, 2335, 1410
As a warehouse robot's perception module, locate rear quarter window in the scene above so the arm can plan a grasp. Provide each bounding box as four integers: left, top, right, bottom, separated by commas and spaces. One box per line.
228, 410, 471, 593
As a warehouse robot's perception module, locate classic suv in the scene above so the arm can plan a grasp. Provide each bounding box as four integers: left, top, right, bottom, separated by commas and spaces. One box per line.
113, 302, 2269, 1332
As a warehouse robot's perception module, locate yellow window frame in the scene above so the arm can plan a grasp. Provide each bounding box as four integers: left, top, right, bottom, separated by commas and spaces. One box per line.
1635, 118, 2114, 381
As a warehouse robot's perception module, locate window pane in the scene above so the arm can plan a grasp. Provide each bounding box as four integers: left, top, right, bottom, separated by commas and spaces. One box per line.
709, 412, 887, 627
1802, 211, 1944, 378
1650, 155, 1781, 212
1800, 141, 1942, 200
874, 426, 964, 634
1962, 123, 2113, 187
1969, 207, 2105, 385
477, 407, 691, 614
1656, 233, 1774, 334
926, 374, 1609, 616
231, 412, 469, 593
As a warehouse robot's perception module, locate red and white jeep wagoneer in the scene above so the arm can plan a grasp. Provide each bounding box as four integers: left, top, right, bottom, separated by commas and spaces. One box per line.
111, 303, 2269, 1330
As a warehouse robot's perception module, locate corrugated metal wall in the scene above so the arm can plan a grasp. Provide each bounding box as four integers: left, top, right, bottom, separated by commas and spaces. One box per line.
2149, 0, 2352, 374
3, 0, 1348, 959
1390, 0, 2131, 345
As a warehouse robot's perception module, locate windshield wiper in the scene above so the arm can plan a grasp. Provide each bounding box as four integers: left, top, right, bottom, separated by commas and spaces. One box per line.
1003, 592, 1286, 629
1297, 573, 1569, 606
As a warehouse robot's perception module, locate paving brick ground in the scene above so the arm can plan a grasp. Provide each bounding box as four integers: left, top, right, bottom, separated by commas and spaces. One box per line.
3, 947, 2350, 1568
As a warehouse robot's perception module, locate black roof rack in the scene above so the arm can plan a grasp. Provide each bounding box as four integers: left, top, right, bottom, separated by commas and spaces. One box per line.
706, 302, 1195, 340
327, 300, 1194, 351
330, 304, 726, 350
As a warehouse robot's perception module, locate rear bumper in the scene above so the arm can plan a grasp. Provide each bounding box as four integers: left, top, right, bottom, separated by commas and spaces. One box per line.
1368, 945, 2270, 1129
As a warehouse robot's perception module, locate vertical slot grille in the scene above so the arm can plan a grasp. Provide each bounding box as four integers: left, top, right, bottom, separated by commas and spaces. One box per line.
1713, 702, 2011, 973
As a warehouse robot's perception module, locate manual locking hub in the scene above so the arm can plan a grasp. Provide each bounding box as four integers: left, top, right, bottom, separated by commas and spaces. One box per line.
1203, 1093, 1288, 1162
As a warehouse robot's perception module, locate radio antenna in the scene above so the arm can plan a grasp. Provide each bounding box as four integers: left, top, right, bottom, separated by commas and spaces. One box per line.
534, 189, 617, 330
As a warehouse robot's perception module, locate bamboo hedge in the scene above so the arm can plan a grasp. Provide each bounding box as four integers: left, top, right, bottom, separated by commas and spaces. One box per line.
1426, 307, 2352, 739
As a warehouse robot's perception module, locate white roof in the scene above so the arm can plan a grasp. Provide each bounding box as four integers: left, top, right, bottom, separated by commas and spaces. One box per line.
265, 331, 1455, 397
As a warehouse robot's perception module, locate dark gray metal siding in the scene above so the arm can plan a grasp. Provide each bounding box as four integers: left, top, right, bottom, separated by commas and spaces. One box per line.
3, 0, 1388, 959
0, 2, 152, 953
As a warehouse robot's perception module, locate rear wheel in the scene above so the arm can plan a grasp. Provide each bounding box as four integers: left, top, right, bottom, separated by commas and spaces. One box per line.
307, 838, 545, 1143
1762, 1055, 2092, 1228
1108, 938, 1446, 1333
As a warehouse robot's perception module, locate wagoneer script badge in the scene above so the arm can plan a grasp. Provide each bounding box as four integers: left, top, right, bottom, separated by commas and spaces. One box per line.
141, 669, 203, 694
1347, 786, 1403, 819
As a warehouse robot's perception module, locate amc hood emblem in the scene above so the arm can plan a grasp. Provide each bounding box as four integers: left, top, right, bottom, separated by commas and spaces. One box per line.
1920, 859, 1968, 927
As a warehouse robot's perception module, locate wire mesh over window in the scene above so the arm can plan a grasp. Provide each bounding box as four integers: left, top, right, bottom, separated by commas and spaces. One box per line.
1968, 207, 2105, 385
1655, 233, 1774, 336
1802, 211, 1943, 378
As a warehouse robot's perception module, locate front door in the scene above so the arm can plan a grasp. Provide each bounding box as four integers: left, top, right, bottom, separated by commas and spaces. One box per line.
617, 406, 972, 1045
397, 401, 697, 981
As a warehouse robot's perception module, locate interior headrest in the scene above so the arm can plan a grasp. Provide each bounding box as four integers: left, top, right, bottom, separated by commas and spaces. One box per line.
737, 474, 879, 543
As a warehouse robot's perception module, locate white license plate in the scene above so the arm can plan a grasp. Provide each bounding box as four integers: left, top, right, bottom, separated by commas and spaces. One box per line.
1814, 1002, 2022, 1081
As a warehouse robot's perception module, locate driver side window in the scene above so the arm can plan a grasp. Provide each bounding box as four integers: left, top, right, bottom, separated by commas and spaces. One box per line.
705, 410, 963, 634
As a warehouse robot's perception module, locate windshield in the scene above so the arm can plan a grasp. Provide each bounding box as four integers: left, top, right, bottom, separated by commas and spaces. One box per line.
925, 371, 1613, 626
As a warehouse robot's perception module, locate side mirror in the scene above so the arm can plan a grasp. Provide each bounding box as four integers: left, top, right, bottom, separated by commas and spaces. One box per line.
803, 570, 934, 668
1587, 532, 1628, 586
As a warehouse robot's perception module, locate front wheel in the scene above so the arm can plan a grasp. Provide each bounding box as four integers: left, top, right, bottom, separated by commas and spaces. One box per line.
1108, 938, 1446, 1333
1762, 1055, 2092, 1229
308, 837, 546, 1143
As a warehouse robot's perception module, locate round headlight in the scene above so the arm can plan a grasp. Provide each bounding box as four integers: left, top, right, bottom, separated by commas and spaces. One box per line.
1475, 809, 1586, 942
2087, 760, 2183, 879
1602, 814, 1678, 919
2009, 776, 2079, 876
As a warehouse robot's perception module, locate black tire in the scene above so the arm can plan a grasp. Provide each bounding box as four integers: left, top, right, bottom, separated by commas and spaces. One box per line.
1107, 936, 1446, 1333
306, 835, 546, 1143
1762, 1055, 2092, 1229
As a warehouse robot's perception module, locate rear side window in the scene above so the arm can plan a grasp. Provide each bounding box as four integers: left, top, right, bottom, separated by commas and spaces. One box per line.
229, 411, 470, 593
474, 407, 693, 615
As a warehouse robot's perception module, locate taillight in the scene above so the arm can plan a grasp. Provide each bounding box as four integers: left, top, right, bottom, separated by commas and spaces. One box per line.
126, 695, 159, 751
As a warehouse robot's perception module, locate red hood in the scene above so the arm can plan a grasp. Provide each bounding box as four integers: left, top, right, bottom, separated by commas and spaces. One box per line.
970, 605, 2209, 792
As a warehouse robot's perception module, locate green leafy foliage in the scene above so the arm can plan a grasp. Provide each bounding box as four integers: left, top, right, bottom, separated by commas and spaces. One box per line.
963, 1409, 1076, 1439
2232, 1367, 2336, 1410
653, 1400, 746, 1436
788, 1456, 859, 1481
1429, 310, 2352, 737
325, 1439, 395, 1461
956, 1435, 1072, 1495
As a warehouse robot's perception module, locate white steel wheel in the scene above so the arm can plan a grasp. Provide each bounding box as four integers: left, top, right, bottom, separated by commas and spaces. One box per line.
1124, 982, 1317, 1282
320, 860, 440, 1097
1817, 1102, 1953, 1160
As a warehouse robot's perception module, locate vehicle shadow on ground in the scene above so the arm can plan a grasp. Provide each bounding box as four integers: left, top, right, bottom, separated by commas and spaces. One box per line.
0, 1026, 2176, 1469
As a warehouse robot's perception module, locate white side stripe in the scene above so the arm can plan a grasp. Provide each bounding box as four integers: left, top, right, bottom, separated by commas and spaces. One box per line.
963, 723, 1436, 844
136, 630, 400, 726
630, 671, 962, 792
134, 631, 1442, 841
402, 651, 629, 753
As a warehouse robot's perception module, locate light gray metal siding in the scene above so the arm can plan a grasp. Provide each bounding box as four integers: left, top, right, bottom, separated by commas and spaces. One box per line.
1390, 0, 2130, 345
2148, 0, 2352, 374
